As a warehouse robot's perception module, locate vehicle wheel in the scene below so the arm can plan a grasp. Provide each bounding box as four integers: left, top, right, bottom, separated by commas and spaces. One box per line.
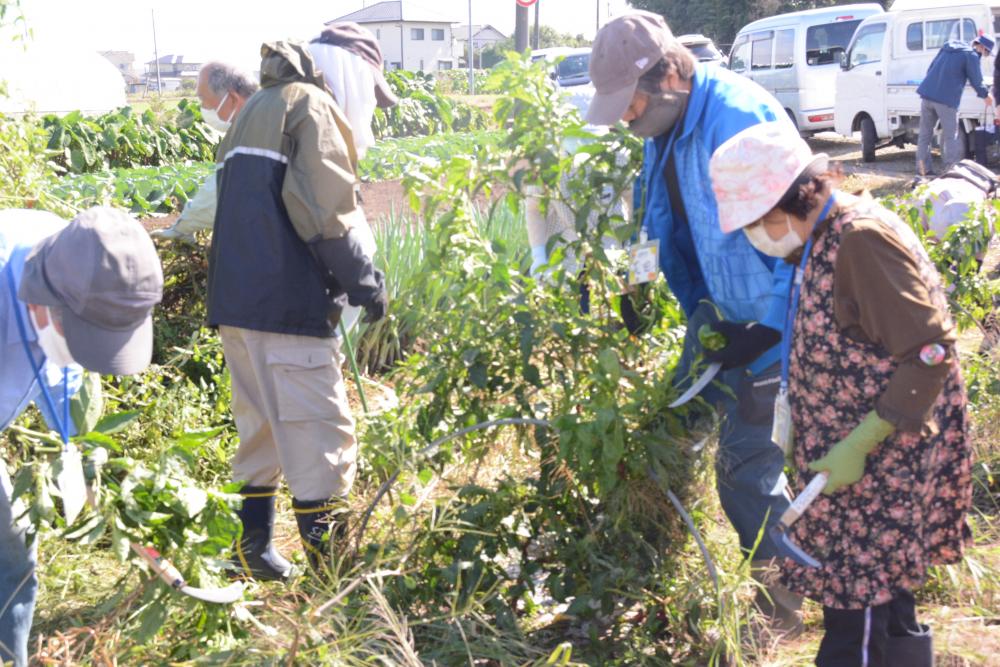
860, 116, 877, 162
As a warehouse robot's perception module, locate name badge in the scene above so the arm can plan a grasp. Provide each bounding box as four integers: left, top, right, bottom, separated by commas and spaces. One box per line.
771, 388, 793, 455
628, 239, 660, 286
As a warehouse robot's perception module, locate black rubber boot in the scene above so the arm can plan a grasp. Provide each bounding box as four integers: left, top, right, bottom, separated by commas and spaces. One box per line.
886, 626, 933, 667
292, 496, 349, 572
230, 485, 293, 581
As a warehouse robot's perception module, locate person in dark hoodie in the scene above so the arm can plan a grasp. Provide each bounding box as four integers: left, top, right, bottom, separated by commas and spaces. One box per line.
208, 39, 391, 578
916, 35, 994, 176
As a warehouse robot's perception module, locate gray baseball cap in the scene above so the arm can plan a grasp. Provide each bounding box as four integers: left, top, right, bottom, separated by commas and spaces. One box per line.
585, 11, 675, 125
19, 207, 164, 376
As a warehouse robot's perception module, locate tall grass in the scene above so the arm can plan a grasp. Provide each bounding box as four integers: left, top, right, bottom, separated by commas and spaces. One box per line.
350, 203, 527, 374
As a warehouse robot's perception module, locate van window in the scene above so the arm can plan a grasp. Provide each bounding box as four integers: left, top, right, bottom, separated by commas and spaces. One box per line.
730, 35, 750, 72
848, 22, 886, 68
807, 20, 862, 66
906, 18, 975, 51
751, 31, 773, 70
775, 29, 795, 68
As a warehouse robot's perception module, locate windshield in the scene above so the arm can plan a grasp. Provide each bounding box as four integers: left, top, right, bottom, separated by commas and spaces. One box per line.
807, 20, 862, 65
687, 42, 723, 61
557, 54, 590, 78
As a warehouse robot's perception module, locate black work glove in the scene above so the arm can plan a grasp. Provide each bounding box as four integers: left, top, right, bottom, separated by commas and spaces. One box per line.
702, 320, 781, 370
363, 288, 388, 324
310, 230, 386, 322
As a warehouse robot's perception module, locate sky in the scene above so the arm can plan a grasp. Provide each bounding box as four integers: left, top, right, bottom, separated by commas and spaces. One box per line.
13, 0, 633, 74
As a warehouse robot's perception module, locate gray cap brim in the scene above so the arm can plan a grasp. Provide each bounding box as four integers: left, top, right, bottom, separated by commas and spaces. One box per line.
61, 305, 154, 376
585, 80, 639, 126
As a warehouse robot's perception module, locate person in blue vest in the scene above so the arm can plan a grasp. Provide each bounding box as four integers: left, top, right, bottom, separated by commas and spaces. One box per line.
585, 11, 802, 634
1, 207, 162, 667
916, 35, 994, 175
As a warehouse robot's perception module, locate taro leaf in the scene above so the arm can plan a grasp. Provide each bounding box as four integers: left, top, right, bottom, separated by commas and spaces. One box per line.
69, 148, 87, 172
94, 410, 139, 435
69, 371, 104, 436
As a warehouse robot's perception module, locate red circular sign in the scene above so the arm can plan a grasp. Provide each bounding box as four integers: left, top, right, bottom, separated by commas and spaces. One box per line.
516, 0, 538, 7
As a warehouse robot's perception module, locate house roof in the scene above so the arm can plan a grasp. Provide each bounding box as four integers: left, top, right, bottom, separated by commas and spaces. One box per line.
456, 24, 507, 40
146, 54, 186, 65
328, 1, 456, 25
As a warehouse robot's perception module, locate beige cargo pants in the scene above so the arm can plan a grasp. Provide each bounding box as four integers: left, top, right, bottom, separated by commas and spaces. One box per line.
220, 325, 357, 501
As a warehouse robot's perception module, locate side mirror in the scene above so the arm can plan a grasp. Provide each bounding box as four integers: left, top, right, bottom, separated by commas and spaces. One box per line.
840, 51, 850, 70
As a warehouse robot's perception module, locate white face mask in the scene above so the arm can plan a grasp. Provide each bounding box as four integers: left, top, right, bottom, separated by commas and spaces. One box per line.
29, 306, 76, 369
202, 92, 233, 133
743, 214, 804, 258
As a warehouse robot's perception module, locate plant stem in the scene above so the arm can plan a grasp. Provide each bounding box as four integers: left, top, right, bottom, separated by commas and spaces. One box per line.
340, 320, 369, 414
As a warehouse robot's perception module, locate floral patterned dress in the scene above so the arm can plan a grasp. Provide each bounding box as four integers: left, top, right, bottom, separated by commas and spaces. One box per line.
781, 200, 973, 610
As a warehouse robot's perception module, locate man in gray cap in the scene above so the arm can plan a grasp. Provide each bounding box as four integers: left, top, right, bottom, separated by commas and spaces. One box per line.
0, 206, 163, 667
586, 11, 803, 636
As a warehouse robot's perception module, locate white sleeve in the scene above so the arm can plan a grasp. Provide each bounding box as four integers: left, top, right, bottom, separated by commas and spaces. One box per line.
175, 172, 218, 234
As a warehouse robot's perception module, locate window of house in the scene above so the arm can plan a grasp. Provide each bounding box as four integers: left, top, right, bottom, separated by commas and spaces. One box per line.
775, 29, 795, 68
729, 35, 750, 73
376, 28, 381, 39
806, 20, 861, 66
751, 31, 774, 70
411, 28, 425, 40
438, 60, 453, 70
432, 28, 445, 41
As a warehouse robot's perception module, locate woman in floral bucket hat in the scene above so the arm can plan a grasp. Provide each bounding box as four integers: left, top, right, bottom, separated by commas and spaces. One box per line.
709, 122, 972, 667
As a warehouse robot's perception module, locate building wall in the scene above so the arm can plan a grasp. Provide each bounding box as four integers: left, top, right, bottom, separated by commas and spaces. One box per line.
365, 21, 457, 71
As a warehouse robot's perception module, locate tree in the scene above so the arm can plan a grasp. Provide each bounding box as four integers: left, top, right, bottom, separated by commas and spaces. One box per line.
628, 0, 886, 48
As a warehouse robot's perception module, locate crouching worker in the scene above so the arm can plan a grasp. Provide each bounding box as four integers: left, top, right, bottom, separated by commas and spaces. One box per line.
1, 207, 163, 667
710, 122, 972, 667
209, 40, 389, 579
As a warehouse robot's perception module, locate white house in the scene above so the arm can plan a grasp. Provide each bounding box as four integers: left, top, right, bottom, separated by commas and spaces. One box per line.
328, 1, 460, 71
455, 24, 508, 52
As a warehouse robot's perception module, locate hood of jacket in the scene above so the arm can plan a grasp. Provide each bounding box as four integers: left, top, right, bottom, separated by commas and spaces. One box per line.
940, 40, 975, 56
259, 40, 332, 93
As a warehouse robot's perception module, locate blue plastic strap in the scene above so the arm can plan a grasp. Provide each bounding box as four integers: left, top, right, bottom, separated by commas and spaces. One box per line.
780, 195, 836, 392
5, 269, 70, 444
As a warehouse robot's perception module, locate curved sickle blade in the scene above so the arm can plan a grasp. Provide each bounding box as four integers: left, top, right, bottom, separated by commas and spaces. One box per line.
668, 362, 722, 408
130, 543, 245, 604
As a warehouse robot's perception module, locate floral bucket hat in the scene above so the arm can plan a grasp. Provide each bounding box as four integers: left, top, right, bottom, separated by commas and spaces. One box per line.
710, 122, 829, 233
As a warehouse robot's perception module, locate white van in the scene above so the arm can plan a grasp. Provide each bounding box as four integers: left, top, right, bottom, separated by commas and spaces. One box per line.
834, 2, 994, 161
729, 4, 884, 134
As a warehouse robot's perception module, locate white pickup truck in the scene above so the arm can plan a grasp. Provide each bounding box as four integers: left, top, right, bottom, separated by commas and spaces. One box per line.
834, 0, 997, 161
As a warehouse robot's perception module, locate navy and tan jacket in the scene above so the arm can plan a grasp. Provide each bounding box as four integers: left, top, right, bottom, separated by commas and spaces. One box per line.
207, 40, 379, 338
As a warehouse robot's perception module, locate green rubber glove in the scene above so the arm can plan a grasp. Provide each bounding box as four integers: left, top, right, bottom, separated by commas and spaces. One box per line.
807, 410, 895, 494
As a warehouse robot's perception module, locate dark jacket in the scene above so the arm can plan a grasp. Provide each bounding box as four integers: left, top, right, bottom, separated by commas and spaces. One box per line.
993, 52, 1000, 106
207, 41, 381, 338
917, 40, 989, 109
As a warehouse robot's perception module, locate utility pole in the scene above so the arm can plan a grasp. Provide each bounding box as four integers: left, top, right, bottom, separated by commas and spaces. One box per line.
468, 0, 474, 94
515, 4, 529, 52
595, 0, 600, 35
151, 9, 161, 97
399, 0, 405, 70
533, 0, 540, 50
